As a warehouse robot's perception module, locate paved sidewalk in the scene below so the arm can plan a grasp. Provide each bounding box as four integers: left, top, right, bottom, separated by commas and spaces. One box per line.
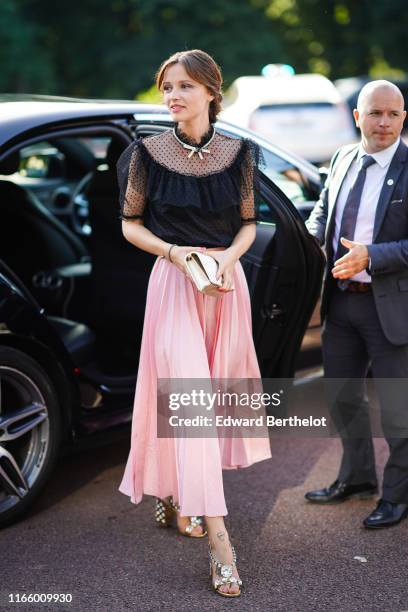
2, 435, 407, 612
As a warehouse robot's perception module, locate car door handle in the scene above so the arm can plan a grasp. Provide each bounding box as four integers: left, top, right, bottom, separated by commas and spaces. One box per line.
262, 303, 285, 319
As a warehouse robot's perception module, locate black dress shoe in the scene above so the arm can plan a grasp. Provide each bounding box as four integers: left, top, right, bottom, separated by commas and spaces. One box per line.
363, 499, 408, 529
305, 479, 378, 504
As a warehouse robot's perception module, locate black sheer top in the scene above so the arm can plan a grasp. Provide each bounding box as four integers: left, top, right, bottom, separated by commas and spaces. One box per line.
116, 126, 264, 248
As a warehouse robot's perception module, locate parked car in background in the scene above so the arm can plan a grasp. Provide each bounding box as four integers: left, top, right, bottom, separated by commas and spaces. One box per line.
221, 73, 357, 164
0, 95, 324, 528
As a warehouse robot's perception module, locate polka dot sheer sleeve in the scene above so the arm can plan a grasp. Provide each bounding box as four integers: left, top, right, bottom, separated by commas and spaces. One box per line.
239, 139, 264, 225
116, 140, 147, 221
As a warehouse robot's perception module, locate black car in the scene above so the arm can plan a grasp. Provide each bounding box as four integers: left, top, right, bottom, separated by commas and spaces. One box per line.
0, 94, 325, 528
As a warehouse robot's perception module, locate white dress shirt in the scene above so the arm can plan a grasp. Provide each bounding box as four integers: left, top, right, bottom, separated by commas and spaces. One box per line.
332, 137, 401, 282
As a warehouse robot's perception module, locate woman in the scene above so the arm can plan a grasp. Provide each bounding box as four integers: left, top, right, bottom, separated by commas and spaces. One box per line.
117, 49, 272, 597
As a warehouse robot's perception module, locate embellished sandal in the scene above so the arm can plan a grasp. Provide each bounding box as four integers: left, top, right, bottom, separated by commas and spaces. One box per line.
209, 542, 243, 597
155, 497, 207, 538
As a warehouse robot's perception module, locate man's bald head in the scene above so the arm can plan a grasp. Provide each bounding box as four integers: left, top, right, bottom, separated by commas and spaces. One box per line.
357, 80, 405, 113
353, 80, 406, 153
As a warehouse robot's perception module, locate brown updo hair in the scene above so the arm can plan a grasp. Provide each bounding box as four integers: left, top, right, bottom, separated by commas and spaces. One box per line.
155, 49, 223, 124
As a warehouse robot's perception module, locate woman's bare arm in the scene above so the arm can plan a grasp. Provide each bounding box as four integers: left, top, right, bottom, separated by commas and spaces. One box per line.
122, 220, 197, 278
122, 219, 172, 259
226, 223, 256, 261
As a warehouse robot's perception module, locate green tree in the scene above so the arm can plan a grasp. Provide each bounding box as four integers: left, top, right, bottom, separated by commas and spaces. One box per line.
264, 0, 406, 79
0, 0, 56, 91
5, 0, 286, 97
370, 1, 408, 75
1, 0, 406, 98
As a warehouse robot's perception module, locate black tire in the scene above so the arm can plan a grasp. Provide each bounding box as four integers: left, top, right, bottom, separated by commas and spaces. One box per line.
0, 346, 63, 528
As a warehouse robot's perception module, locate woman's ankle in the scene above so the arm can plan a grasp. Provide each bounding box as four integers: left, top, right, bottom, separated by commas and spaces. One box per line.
206, 518, 235, 555
210, 530, 229, 544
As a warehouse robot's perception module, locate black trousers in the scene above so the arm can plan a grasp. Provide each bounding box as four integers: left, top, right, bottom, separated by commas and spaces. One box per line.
322, 286, 408, 503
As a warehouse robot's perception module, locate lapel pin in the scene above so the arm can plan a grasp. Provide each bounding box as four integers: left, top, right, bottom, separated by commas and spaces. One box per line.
387, 179, 394, 186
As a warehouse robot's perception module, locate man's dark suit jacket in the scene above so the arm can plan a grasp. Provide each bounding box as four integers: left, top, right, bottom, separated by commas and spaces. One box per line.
306, 139, 408, 346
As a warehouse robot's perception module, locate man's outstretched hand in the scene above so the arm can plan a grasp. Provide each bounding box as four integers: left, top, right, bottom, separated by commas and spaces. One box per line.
332, 237, 369, 279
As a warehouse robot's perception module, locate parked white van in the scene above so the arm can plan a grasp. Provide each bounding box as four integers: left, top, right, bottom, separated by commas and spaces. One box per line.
221, 73, 357, 163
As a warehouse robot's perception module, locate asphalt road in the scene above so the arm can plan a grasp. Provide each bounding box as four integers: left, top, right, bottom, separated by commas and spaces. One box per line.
2, 427, 408, 611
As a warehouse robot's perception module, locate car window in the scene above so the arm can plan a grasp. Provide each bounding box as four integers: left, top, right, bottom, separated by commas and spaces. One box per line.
260, 147, 311, 205
251, 101, 339, 131
78, 137, 111, 162
18, 142, 65, 179
7, 135, 121, 239
17, 136, 111, 182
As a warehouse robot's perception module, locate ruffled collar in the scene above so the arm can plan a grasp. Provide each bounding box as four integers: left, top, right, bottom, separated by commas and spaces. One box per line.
174, 123, 215, 148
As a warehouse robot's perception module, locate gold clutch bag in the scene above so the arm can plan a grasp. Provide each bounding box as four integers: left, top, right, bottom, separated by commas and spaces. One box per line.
184, 251, 223, 295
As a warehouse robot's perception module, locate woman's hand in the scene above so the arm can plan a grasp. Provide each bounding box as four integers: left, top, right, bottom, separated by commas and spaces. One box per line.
168, 245, 197, 279
211, 249, 238, 293
168, 246, 238, 294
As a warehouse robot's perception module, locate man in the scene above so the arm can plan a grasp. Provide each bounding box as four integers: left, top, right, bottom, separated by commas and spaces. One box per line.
305, 80, 408, 528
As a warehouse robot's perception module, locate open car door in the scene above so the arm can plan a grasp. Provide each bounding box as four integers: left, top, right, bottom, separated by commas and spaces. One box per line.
242, 174, 325, 378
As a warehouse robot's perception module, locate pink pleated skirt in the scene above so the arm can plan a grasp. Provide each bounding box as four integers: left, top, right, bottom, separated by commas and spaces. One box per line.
118, 248, 272, 516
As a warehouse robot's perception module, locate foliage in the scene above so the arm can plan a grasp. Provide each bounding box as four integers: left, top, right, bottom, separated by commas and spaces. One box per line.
265, 0, 406, 79
0, 0, 406, 99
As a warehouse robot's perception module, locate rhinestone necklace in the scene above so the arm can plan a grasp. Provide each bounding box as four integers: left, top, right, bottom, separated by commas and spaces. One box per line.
172, 125, 216, 159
